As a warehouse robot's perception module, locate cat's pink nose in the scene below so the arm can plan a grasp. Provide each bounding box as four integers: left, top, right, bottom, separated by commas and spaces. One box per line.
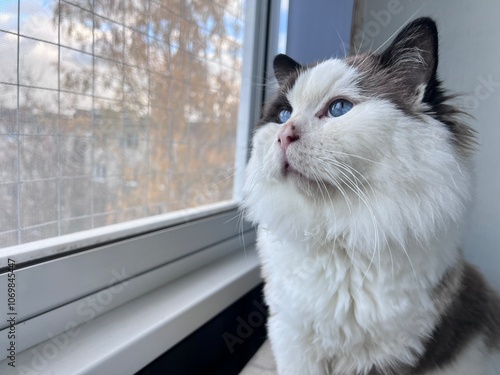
277, 123, 299, 151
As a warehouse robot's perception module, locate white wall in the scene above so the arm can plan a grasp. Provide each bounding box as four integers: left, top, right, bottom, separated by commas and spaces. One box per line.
353, 0, 500, 289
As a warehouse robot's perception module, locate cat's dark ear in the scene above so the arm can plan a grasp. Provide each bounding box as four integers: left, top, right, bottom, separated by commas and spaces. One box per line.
380, 17, 438, 88
273, 54, 302, 86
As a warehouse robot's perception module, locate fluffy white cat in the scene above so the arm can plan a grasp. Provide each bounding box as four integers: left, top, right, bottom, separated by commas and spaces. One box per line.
242, 17, 500, 375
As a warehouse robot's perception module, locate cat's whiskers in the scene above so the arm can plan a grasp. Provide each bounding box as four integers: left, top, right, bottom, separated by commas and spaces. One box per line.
397, 236, 418, 285
315, 164, 377, 260
309, 165, 335, 215
343, 187, 381, 298
309, 165, 357, 266
313, 157, 370, 219
353, 51, 378, 77
331, 160, 384, 228
316, 156, 371, 210
376, 6, 426, 57
302, 152, 396, 279
323, 149, 387, 168
309, 164, 341, 268
310, 145, 404, 200
327, 171, 354, 214
310, 166, 364, 269
318, 151, 401, 218
241, 164, 264, 198
354, 24, 366, 55
332, 24, 348, 58
237, 210, 248, 258
310, 174, 333, 245
318, 161, 384, 291
333, 158, 398, 279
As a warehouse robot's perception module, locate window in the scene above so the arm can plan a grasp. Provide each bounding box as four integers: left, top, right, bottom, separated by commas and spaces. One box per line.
0, 0, 272, 364
0, 0, 247, 249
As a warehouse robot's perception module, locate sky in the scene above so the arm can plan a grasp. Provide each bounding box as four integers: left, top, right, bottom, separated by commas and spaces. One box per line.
0, 0, 249, 111
0, 0, 285, 114
278, 0, 289, 53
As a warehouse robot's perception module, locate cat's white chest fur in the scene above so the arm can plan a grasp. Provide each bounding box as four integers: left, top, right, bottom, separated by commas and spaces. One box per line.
258, 228, 442, 375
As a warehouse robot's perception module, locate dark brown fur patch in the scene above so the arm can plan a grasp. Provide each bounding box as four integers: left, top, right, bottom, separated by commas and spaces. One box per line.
345, 18, 476, 157
258, 67, 304, 126
345, 53, 476, 158
414, 262, 500, 372
259, 54, 324, 127
366, 261, 500, 375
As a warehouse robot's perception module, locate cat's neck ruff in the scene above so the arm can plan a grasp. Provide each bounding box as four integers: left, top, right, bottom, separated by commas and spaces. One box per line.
257, 207, 462, 373
248, 151, 466, 372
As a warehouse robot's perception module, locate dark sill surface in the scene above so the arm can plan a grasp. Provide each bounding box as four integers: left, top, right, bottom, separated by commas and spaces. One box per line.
135, 283, 268, 375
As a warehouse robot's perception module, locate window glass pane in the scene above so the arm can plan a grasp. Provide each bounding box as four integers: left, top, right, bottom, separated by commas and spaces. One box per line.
1, 0, 247, 247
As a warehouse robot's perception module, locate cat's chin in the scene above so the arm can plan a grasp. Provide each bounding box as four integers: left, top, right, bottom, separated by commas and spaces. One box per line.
281, 161, 305, 180
282, 161, 293, 176
280, 162, 329, 198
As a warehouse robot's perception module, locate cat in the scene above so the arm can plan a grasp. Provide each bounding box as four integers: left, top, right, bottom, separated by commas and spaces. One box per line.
242, 17, 500, 375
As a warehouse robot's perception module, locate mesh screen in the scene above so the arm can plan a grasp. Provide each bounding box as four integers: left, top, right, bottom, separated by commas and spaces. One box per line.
0, 0, 245, 247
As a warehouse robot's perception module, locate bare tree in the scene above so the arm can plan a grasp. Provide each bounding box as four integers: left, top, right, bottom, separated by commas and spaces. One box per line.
55, 0, 243, 224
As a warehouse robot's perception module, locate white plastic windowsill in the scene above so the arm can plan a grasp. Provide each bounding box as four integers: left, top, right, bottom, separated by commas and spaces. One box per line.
0, 201, 236, 267
1, 248, 261, 375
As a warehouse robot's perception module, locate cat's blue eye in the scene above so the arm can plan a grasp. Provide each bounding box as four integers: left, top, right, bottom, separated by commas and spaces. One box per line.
328, 99, 353, 117
278, 109, 291, 124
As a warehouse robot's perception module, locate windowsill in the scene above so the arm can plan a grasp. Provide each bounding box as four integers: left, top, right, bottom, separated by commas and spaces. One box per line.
1, 248, 260, 375
240, 340, 277, 375
0, 201, 237, 269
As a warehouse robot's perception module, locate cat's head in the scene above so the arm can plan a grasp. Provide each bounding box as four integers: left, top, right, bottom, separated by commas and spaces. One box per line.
243, 17, 474, 247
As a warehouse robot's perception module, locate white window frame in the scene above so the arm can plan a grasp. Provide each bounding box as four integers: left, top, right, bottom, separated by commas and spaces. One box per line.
0, 0, 281, 369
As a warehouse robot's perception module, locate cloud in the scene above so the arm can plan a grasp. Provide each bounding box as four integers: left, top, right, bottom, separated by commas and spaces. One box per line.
277, 0, 289, 54
0, 12, 16, 31
280, 0, 289, 13
19, 37, 59, 90
0, 31, 18, 84
0, 12, 13, 23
